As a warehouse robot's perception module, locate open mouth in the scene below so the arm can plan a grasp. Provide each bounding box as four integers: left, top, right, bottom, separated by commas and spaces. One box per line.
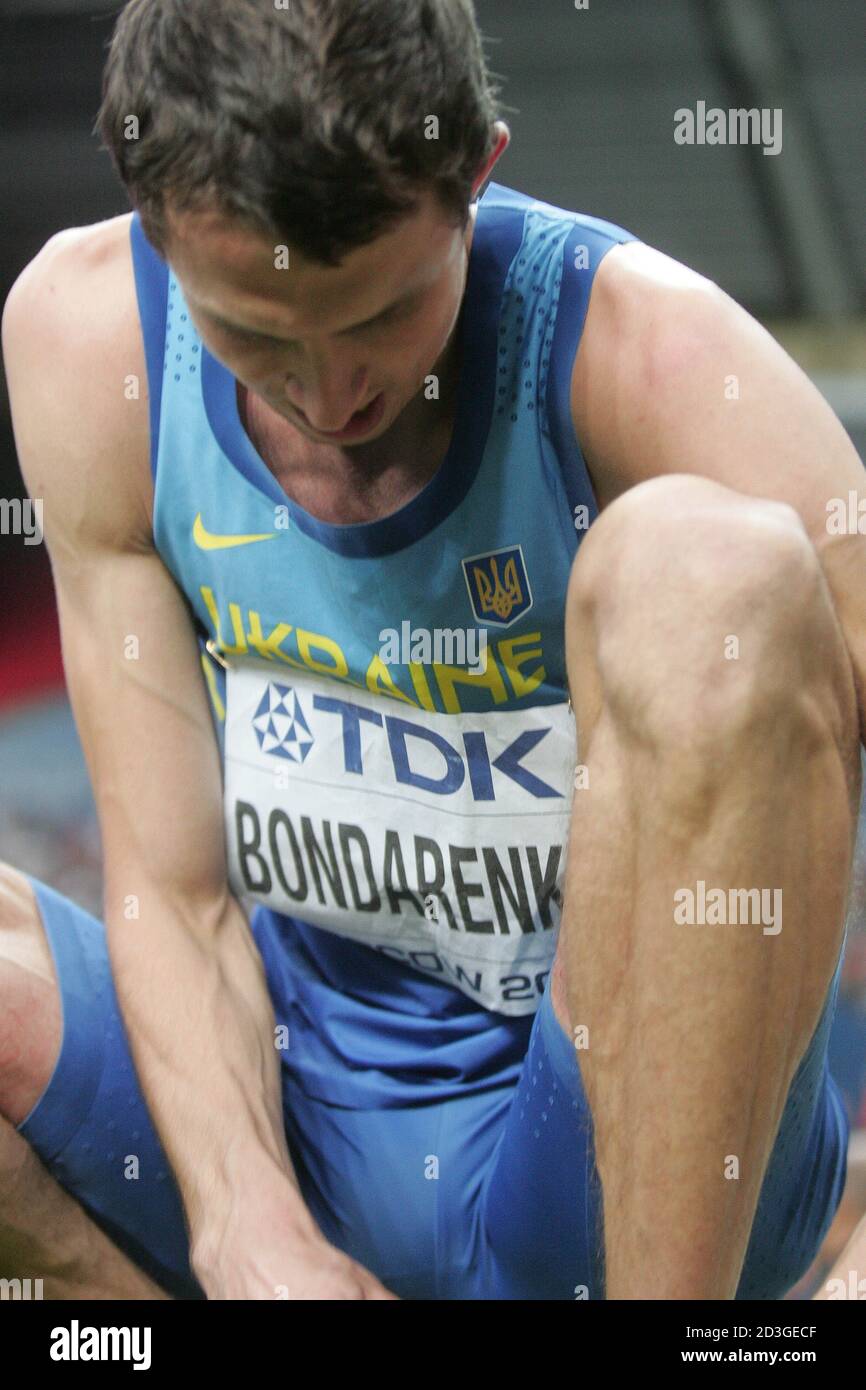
306, 391, 386, 440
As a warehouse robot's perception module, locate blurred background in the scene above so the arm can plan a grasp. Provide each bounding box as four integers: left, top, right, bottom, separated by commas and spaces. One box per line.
1, 0, 864, 1298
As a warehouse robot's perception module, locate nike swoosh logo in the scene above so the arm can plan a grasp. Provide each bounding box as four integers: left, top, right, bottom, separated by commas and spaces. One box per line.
192, 513, 278, 551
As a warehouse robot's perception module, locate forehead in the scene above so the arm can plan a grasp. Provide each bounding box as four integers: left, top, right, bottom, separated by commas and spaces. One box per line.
164, 192, 461, 330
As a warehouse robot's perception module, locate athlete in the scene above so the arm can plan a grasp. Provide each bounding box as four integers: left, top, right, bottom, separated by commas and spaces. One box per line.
1, 0, 864, 1300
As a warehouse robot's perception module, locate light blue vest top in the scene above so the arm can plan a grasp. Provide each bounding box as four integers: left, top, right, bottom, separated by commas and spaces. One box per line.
130, 181, 638, 1106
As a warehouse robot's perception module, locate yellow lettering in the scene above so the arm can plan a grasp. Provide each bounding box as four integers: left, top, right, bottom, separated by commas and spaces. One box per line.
297, 629, 349, 678
408, 662, 437, 712
200, 586, 248, 656
366, 655, 418, 706
434, 654, 508, 713
499, 633, 545, 698
246, 609, 295, 663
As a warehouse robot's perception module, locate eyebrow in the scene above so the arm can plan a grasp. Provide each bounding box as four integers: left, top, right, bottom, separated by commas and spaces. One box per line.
205, 284, 418, 342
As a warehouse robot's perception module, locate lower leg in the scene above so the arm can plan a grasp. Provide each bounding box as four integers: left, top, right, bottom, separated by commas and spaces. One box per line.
568, 703, 853, 1299
562, 482, 860, 1299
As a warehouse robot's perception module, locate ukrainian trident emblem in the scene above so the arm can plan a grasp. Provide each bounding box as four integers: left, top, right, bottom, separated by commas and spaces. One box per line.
462, 545, 533, 628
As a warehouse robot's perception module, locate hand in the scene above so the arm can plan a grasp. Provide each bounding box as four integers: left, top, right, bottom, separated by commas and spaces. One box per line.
199, 1226, 399, 1300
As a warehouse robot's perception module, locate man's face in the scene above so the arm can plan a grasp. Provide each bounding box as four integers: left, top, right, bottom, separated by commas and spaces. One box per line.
164, 190, 474, 446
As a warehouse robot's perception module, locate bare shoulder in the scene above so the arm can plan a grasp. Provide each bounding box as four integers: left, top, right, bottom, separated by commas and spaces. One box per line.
570, 238, 856, 521
571, 240, 767, 507
3, 214, 141, 350
2, 214, 154, 552
587, 238, 719, 303
576, 240, 725, 369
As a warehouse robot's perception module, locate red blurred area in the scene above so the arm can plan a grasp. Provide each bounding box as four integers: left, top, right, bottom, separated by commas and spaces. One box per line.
0, 543, 64, 711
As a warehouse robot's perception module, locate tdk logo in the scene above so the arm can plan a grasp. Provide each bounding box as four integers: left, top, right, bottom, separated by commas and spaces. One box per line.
252, 683, 314, 762
267, 693, 561, 801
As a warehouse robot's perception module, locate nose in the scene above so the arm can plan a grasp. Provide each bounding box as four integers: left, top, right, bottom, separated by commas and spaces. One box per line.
283, 359, 370, 433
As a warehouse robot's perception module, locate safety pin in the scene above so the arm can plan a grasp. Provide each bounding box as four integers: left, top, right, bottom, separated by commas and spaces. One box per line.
205, 639, 234, 672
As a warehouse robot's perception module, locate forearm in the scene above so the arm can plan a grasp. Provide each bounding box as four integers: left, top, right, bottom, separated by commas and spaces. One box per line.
103, 877, 316, 1282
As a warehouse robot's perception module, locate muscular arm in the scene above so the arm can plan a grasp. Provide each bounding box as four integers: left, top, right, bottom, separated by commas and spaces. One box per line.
2, 226, 392, 1299
572, 242, 866, 746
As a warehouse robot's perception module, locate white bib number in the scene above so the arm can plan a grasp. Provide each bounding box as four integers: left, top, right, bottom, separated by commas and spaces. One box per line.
223, 659, 576, 1015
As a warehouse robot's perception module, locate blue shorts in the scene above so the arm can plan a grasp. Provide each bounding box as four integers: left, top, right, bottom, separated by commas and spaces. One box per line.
17, 875, 849, 1300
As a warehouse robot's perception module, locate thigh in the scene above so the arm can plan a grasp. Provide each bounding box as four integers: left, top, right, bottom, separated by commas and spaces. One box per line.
15, 876, 202, 1299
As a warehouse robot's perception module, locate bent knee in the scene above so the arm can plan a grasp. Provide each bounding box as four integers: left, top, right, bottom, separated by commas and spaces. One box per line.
566, 474, 854, 751
0, 864, 62, 1126
569, 473, 816, 623
570, 477, 834, 671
